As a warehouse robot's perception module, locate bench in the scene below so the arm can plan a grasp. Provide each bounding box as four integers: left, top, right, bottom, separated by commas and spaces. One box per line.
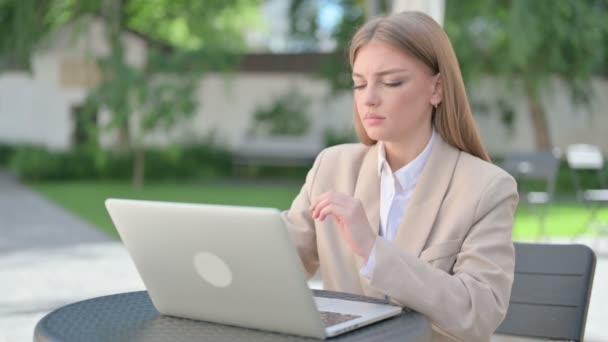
232, 135, 324, 169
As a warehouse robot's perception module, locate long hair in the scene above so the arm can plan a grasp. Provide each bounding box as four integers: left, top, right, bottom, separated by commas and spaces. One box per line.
349, 11, 490, 162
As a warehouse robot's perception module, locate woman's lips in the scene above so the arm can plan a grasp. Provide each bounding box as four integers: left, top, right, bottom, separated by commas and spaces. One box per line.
363, 114, 385, 125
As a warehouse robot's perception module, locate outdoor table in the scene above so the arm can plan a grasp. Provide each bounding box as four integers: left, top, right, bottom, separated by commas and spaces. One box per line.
34, 290, 431, 342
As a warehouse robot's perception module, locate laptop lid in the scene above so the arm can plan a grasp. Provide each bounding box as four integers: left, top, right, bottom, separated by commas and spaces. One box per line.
105, 198, 327, 339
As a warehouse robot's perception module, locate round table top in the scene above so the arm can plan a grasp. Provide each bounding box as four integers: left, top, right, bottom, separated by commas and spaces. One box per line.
34, 290, 431, 342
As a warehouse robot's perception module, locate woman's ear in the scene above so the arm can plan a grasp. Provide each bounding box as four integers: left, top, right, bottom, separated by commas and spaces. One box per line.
430, 73, 442, 107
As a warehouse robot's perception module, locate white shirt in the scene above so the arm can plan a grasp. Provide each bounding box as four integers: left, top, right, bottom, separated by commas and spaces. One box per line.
360, 129, 436, 278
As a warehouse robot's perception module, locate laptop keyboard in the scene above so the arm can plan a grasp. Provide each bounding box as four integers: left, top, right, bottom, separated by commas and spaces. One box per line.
319, 311, 361, 327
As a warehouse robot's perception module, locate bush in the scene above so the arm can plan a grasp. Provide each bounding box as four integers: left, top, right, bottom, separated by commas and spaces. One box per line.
9, 146, 100, 181
10, 146, 64, 181
144, 145, 233, 180
235, 164, 310, 181
9, 143, 608, 187
0, 144, 16, 166
8, 144, 235, 182
324, 128, 357, 147
249, 90, 311, 137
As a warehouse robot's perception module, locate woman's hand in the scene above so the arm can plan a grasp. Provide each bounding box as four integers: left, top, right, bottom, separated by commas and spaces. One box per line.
309, 192, 376, 261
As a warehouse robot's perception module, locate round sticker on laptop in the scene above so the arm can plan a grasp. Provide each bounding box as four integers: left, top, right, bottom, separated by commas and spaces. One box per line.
193, 252, 233, 288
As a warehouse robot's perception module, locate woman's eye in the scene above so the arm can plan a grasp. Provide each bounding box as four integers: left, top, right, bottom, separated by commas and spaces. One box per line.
385, 81, 403, 87
352, 84, 366, 90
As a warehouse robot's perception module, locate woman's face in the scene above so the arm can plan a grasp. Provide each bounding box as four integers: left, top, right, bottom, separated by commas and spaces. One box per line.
352, 40, 440, 144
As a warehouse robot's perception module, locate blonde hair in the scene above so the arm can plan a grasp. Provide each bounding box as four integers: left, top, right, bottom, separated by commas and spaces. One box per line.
349, 11, 490, 162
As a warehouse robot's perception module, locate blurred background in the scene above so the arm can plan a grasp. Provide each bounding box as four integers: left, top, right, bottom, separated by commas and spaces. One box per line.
1, 0, 608, 341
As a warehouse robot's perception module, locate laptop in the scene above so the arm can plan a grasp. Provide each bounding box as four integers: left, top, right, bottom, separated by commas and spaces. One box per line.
105, 198, 402, 339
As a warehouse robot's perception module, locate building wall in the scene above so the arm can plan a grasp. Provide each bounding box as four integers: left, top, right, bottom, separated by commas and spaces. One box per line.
0, 17, 147, 150
0, 72, 74, 150
472, 78, 608, 156
3, 66, 608, 156
1, 18, 607, 156
187, 73, 353, 148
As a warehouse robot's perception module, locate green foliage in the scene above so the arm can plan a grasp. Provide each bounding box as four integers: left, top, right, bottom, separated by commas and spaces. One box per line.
0, 143, 16, 166
9, 145, 92, 181
309, 0, 608, 96
0, 0, 261, 55
285, 0, 365, 91
249, 89, 312, 136
8, 144, 233, 182
323, 127, 357, 146
124, 0, 261, 51
7, 143, 318, 182
444, 0, 608, 99
289, 0, 320, 50
235, 164, 311, 181
0, 0, 59, 70
1, 0, 261, 185
88, 0, 258, 185
295, 1, 608, 150
316, 0, 365, 93
447, 1, 608, 149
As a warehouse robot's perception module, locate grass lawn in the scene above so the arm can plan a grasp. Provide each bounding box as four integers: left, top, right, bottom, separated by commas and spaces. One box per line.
30, 181, 301, 238
30, 181, 608, 240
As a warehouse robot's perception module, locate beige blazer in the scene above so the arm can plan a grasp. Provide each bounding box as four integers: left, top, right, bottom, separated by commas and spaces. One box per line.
282, 135, 518, 342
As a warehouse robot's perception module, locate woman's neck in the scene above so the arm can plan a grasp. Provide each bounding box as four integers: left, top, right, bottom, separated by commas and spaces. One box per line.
383, 125, 433, 172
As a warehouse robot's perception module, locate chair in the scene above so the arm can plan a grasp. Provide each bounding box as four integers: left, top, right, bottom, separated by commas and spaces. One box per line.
566, 144, 608, 243
501, 150, 561, 239
495, 243, 596, 341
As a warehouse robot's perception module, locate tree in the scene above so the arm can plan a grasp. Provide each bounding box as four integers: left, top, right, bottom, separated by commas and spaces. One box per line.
291, 0, 608, 151
0, 0, 69, 70
85, 0, 258, 187
1, 0, 261, 186
444, 0, 608, 150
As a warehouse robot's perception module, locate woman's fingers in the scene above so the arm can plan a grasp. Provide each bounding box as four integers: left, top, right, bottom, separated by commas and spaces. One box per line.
315, 200, 343, 221
309, 192, 329, 213
317, 202, 348, 221
310, 192, 350, 220
310, 194, 332, 219
308, 192, 374, 260
310, 192, 333, 218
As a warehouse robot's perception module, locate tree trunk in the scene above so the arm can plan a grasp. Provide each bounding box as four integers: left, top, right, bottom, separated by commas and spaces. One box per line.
133, 147, 145, 188
116, 125, 130, 152
525, 82, 552, 151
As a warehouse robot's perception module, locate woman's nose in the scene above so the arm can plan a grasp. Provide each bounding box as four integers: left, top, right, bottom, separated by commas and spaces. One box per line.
363, 86, 380, 107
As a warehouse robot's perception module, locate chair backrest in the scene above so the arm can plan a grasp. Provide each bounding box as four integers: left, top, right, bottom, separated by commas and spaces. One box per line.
566, 144, 606, 191
501, 150, 561, 198
566, 144, 604, 170
496, 243, 596, 341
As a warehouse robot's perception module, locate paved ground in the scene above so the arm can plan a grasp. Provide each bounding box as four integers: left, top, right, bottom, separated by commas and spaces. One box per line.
0, 169, 606, 342
0, 170, 145, 342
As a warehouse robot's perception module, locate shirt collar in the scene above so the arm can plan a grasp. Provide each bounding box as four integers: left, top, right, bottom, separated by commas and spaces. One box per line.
377, 129, 436, 190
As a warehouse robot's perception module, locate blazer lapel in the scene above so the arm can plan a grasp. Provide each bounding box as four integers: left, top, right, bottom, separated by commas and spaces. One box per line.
353, 144, 381, 237
393, 135, 460, 257
353, 144, 386, 296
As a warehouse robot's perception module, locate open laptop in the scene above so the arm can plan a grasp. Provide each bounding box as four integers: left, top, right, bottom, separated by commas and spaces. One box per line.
105, 198, 402, 339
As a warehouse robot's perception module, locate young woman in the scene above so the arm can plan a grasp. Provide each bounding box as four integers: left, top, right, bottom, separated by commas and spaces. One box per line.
282, 11, 519, 342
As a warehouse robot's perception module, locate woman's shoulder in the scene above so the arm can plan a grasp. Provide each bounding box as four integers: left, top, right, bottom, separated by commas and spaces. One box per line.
308, 143, 374, 183
317, 143, 372, 163
456, 150, 517, 191
451, 151, 518, 220
305, 143, 373, 192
